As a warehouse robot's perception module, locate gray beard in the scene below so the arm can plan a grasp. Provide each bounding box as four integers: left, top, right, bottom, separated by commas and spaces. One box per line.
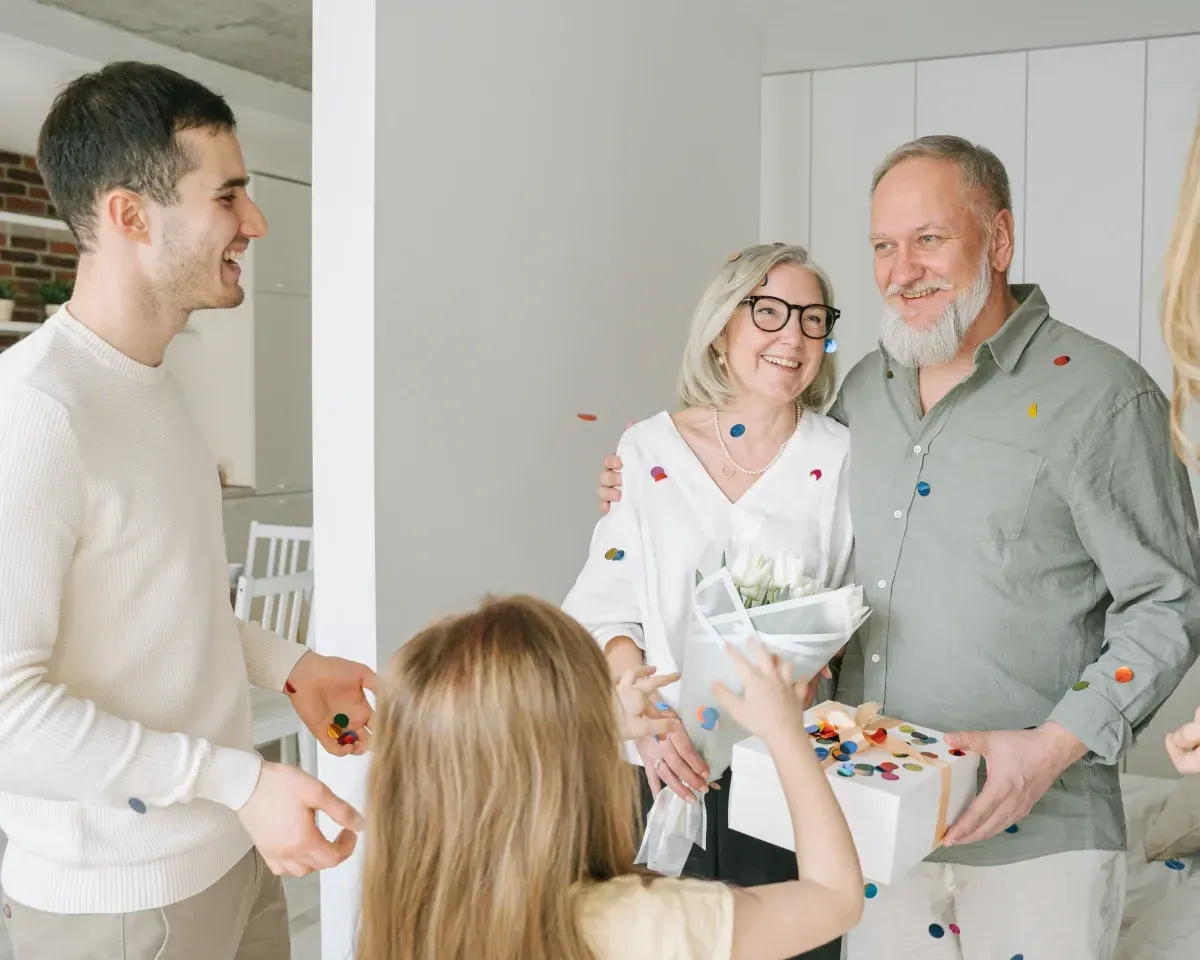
879, 249, 993, 367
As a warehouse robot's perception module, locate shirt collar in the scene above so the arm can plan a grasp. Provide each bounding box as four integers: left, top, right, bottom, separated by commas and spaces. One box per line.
877, 283, 1050, 376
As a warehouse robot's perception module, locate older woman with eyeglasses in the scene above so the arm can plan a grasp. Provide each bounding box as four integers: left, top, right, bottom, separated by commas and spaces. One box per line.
563, 243, 856, 960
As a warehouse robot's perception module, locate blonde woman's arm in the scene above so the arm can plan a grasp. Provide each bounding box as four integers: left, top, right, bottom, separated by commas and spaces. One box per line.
713, 639, 863, 960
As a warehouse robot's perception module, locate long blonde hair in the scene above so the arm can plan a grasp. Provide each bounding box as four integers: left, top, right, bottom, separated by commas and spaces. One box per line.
357, 594, 643, 960
678, 243, 838, 413
1163, 111, 1200, 466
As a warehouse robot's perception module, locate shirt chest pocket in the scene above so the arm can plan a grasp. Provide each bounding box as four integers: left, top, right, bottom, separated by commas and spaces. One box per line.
924, 437, 1045, 542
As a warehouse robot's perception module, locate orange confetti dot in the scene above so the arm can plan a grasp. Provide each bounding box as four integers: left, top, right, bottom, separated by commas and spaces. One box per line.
1115, 666, 1134, 683
1054, 355, 1070, 366
577, 413, 597, 421
1028, 403, 1037, 417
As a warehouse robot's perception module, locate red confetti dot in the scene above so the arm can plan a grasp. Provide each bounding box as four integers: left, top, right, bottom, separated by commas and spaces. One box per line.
650, 466, 667, 481
949, 748, 965, 757
880, 771, 900, 781
577, 413, 598, 421
949, 924, 961, 935
810, 469, 822, 480
878, 761, 898, 772
866, 728, 888, 744
1054, 355, 1070, 366
284, 682, 296, 694
1115, 666, 1134, 683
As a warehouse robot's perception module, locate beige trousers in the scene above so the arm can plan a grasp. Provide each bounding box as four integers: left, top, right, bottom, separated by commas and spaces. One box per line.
1, 849, 289, 960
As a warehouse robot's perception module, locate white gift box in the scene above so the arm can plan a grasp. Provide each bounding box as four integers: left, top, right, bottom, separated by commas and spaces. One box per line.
728, 701, 980, 885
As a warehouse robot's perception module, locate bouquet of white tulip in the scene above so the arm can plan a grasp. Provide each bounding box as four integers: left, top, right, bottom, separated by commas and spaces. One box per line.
635, 544, 869, 877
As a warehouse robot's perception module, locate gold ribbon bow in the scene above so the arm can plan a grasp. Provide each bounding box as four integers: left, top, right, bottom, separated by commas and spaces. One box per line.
811, 701, 954, 849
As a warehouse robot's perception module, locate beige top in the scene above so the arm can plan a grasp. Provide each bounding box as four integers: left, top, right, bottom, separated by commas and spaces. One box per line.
575, 875, 735, 960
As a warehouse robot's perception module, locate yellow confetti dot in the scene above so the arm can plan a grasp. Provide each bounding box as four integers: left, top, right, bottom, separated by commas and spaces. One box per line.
1028, 403, 1037, 418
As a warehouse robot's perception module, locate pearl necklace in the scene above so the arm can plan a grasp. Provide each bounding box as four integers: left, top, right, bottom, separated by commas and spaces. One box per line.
713, 399, 803, 478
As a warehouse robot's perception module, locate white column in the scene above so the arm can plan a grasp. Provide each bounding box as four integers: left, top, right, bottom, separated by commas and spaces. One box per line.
312, 2, 760, 957
312, 3, 377, 959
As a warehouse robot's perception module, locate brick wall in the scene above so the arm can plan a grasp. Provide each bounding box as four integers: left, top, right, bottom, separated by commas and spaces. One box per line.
0, 148, 78, 350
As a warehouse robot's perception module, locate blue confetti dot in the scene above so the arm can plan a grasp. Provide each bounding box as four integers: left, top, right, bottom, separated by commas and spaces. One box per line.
805, 724, 820, 734
917, 481, 931, 497
1005, 824, 1019, 834
929, 924, 945, 939
836, 767, 854, 777
128, 798, 147, 814
730, 423, 746, 438
655, 701, 670, 712
824, 338, 838, 354
842, 741, 858, 754
1166, 858, 1186, 871
699, 706, 720, 731
864, 883, 878, 899
615, 550, 625, 561
1011, 955, 1024, 960
815, 747, 829, 760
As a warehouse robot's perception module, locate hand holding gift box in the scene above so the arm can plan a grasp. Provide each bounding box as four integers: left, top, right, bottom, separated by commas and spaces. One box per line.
729, 700, 981, 885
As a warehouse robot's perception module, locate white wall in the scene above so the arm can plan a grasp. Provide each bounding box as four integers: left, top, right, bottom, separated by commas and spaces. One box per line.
312, 0, 761, 956
759, 34, 1200, 778
746, 0, 1200, 76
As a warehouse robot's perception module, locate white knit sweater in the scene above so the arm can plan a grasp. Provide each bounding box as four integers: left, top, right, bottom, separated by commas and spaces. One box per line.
0, 309, 308, 914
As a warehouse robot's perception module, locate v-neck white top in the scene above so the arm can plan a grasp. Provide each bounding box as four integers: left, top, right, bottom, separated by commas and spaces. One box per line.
563, 410, 854, 728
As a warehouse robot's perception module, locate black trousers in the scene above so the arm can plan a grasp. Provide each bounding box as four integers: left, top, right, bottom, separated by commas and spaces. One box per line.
639, 767, 842, 960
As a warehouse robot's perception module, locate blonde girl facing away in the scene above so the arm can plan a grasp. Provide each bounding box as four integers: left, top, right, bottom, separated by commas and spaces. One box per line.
356, 595, 863, 960
1163, 111, 1200, 777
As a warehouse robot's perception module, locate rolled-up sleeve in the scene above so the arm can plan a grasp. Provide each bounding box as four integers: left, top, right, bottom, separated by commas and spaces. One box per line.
1047, 389, 1200, 764
562, 434, 647, 651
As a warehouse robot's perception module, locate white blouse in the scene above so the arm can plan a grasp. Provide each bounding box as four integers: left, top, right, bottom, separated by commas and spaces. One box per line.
563, 410, 854, 720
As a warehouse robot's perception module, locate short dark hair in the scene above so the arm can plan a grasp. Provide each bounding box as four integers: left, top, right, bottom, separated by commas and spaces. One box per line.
36, 61, 237, 252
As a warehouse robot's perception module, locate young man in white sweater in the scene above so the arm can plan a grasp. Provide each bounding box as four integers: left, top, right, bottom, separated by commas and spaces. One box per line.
0, 62, 374, 959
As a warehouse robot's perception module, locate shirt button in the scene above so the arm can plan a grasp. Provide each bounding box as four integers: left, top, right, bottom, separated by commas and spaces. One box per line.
877, 580, 887, 589
871, 654, 881, 663
893, 510, 903, 519
913, 444, 922, 454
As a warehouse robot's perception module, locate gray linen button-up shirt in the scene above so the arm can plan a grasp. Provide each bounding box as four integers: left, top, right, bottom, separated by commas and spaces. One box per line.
828, 284, 1200, 867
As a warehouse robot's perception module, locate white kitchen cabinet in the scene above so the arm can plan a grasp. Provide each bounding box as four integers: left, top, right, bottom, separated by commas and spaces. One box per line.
254, 291, 313, 494
1025, 42, 1145, 360
810, 63, 916, 381
249, 175, 312, 297
916, 52, 1028, 282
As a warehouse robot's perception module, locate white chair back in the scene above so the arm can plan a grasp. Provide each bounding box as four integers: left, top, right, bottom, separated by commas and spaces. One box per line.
242, 522, 314, 633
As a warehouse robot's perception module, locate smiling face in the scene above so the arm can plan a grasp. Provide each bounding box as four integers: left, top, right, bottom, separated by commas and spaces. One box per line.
716, 262, 828, 405
869, 156, 1000, 366
144, 127, 267, 312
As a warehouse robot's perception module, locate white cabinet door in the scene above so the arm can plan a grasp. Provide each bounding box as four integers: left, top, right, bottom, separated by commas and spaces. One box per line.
916, 52, 1028, 282
811, 63, 916, 382
760, 72, 812, 248
250, 175, 312, 297
1140, 34, 1200, 396
1025, 42, 1146, 359
254, 291, 313, 494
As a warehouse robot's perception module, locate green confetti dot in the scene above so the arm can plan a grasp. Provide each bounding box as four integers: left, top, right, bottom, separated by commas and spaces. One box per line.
333, 713, 349, 728
903, 763, 923, 772
1072, 681, 1089, 691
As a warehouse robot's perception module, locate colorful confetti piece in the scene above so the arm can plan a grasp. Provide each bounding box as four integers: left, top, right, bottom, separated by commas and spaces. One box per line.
841, 741, 858, 754
837, 767, 854, 777
806, 724, 820, 735
810, 469, 823, 480
949, 924, 961, 936
604, 548, 625, 561
285, 681, 297, 694
899, 725, 913, 733
864, 883, 878, 899
698, 706, 720, 731
903, 763, 923, 772
881, 771, 900, 781
339, 731, 359, 746
1028, 403, 1037, 418
866, 728, 888, 744
815, 747, 829, 760
1165, 859, 1186, 871
576, 413, 598, 421
1073, 680, 1090, 691
1115, 666, 1134, 683
824, 338, 838, 354
1011, 955, 1025, 960
1054, 355, 1071, 366
1005, 824, 1019, 834
333, 713, 349, 728
854, 763, 874, 772
650, 466, 667, 482
730, 423, 746, 438
878, 762, 898, 772
654, 701, 670, 712
929, 924, 945, 939
327, 723, 342, 740
920, 751, 938, 759
128, 798, 147, 814
886, 370, 895, 379
950, 748, 965, 757
917, 481, 931, 496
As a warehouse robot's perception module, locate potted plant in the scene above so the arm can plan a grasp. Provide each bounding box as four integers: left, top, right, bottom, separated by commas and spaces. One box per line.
0, 280, 13, 324
37, 280, 73, 318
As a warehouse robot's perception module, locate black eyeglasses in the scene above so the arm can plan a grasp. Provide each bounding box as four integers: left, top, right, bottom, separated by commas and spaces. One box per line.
739, 296, 840, 339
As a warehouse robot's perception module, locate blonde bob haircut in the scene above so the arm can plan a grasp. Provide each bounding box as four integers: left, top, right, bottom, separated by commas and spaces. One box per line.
1163, 112, 1200, 467
677, 243, 838, 412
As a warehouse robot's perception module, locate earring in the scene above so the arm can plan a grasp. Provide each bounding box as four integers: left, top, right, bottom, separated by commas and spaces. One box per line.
824, 338, 838, 354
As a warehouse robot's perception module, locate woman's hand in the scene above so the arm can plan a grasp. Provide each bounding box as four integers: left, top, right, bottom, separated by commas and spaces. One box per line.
1166, 705, 1200, 775
632, 701, 713, 803
615, 666, 680, 741
713, 636, 810, 745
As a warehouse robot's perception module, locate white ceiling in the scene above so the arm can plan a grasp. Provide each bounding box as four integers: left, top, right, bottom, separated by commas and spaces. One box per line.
34, 0, 311, 90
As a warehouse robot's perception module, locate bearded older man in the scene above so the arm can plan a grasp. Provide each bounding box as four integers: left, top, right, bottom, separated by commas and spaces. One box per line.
594, 135, 1200, 958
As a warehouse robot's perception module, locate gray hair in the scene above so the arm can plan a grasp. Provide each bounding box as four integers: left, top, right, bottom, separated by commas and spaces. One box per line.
677, 243, 837, 413
871, 135, 1012, 236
